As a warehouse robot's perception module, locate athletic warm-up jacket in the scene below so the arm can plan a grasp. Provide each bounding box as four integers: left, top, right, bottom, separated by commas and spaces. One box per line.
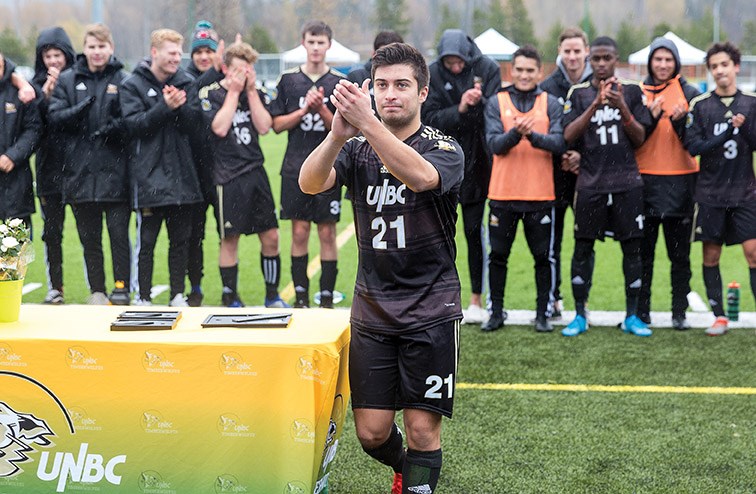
423, 29, 501, 205
120, 62, 203, 209
0, 58, 42, 219
32, 26, 76, 199
48, 56, 129, 203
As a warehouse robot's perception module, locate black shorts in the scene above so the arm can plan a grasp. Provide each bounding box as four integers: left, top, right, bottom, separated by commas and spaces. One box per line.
280, 175, 341, 223
573, 188, 644, 241
692, 201, 756, 245
349, 320, 460, 419
216, 168, 278, 238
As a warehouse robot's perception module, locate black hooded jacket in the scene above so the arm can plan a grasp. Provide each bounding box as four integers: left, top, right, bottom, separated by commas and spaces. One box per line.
186, 61, 223, 203
423, 29, 501, 205
0, 58, 42, 219
32, 26, 76, 197
120, 62, 202, 209
48, 55, 129, 203
639, 37, 701, 218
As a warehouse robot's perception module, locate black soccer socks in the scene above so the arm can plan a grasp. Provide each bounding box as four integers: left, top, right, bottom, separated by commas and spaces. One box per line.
703, 265, 725, 317
403, 448, 442, 494
261, 254, 281, 299
363, 422, 405, 474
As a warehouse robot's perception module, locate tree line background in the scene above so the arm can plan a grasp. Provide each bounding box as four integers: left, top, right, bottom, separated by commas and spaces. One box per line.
0, 0, 753, 69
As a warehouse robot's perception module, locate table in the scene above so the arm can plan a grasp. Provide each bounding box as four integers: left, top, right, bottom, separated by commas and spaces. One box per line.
0, 305, 350, 494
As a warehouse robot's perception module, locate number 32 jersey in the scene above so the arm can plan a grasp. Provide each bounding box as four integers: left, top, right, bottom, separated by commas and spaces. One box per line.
269, 66, 343, 177
334, 125, 465, 334
563, 80, 652, 193
685, 90, 756, 206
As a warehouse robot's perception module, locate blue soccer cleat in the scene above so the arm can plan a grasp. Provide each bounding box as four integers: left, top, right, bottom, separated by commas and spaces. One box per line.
562, 315, 588, 336
621, 315, 652, 337
265, 295, 291, 308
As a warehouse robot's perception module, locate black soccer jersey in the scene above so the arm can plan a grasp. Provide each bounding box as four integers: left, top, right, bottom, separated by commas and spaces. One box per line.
269, 67, 342, 178
563, 80, 652, 193
334, 125, 464, 334
201, 82, 270, 185
685, 90, 756, 206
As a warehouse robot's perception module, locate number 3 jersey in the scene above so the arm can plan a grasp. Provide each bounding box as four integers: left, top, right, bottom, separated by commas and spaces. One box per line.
684, 89, 756, 206
334, 125, 465, 334
563, 80, 652, 193
268, 66, 343, 178
201, 84, 269, 185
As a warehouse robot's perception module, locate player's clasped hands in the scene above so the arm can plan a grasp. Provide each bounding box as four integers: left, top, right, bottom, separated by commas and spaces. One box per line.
513, 115, 535, 136
305, 86, 326, 112
162, 85, 187, 110
330, 79, 373, 140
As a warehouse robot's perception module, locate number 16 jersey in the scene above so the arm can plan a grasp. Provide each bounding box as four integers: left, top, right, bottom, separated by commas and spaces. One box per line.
269, 66, 343, 178
334, 125, 465, 334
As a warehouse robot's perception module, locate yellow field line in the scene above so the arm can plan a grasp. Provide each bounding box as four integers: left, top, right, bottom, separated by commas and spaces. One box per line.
280, 223, 356, 301
456, 382, 756, 395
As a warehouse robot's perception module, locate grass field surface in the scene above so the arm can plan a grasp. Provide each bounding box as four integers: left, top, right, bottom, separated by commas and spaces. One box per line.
17, 131, 756, 493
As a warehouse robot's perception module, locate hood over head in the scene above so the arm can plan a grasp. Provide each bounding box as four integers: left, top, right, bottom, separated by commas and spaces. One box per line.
436, 29, 482, 66
647, 37, 681, 80
33, 27, 76, 85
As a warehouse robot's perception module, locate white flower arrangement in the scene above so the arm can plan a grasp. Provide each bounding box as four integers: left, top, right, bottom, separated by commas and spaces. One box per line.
0, 218, 34, 281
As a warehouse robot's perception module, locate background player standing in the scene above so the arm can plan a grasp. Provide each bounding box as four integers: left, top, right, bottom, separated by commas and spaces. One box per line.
635, 37, 700, 329
483, 45, 565, 333
423, 28, 501, 325
270, 20, 343, 308
562, 37, 653, 337
201, 42, 288, 308
31, 26, 75, 305
539, 27, 593, 318
685, 42, 755, 335
300, 43, 464, 494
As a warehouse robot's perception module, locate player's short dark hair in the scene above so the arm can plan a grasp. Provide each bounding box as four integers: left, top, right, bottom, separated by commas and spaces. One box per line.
513, 44, 542, 67
374, 31, 404, 51
371, 42, 429, 91
301, 20, 332, 41
705, 41, 741, 67
591, 36, 617, 51
558, 27, 588, 47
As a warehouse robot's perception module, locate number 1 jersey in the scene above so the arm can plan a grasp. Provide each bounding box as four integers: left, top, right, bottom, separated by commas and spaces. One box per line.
334, 125, 465, 334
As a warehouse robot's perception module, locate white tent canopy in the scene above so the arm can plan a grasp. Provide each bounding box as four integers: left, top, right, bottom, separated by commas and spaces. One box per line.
628, 32, 706, 65
281, 39, 360, 66
474, 28, 519, 61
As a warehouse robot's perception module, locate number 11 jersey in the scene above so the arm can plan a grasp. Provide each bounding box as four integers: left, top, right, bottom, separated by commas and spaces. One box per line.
563, 80, 652, 193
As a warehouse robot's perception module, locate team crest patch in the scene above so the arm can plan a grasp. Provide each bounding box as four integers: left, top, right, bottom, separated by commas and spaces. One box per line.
106, 84, 118, 94
435, 140, 456, 152
4, 102, 16, 114
563, 100, 572, 114
201, 99, 212, 111
147, 88, 158, 97
685, 113, 693, 128
490, 214, 499, 227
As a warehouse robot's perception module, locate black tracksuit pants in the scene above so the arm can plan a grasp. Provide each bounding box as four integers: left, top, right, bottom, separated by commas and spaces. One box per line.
638, 215, 692, 318
40, 194, 66, 291
488, 205, 556, 318
136, 205, 194, 301
71, 202, 131, 294
461, 201, 486, 296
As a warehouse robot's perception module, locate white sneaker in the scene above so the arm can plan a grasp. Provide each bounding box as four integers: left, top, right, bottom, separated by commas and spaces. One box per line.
87, 292, 111, 305
44, 289, 64, 304
169, 294, 188, 307
462, 304, 487, 324
133, 298, 153, 306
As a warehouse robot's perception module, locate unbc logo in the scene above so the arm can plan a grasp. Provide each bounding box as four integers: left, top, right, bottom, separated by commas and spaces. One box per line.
290, 419, 315, 444
142, 349, 179, 374
139, 470, 172, 491
216, 414, 255, 438
141, 410, 177, 435
0, 343, 25, 367
215, 474, 248, 493
65, 346, 102, 370
284, 481, 307, 494
296, 356, 323, 383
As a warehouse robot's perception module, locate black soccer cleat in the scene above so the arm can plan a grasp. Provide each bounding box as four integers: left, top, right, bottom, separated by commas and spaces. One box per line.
481, 312, 505, 332
534, 315, 553, 332
672, 316, 691, 331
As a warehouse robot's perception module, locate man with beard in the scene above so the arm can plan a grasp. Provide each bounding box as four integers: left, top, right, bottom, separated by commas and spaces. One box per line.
635, 37, 700, 329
